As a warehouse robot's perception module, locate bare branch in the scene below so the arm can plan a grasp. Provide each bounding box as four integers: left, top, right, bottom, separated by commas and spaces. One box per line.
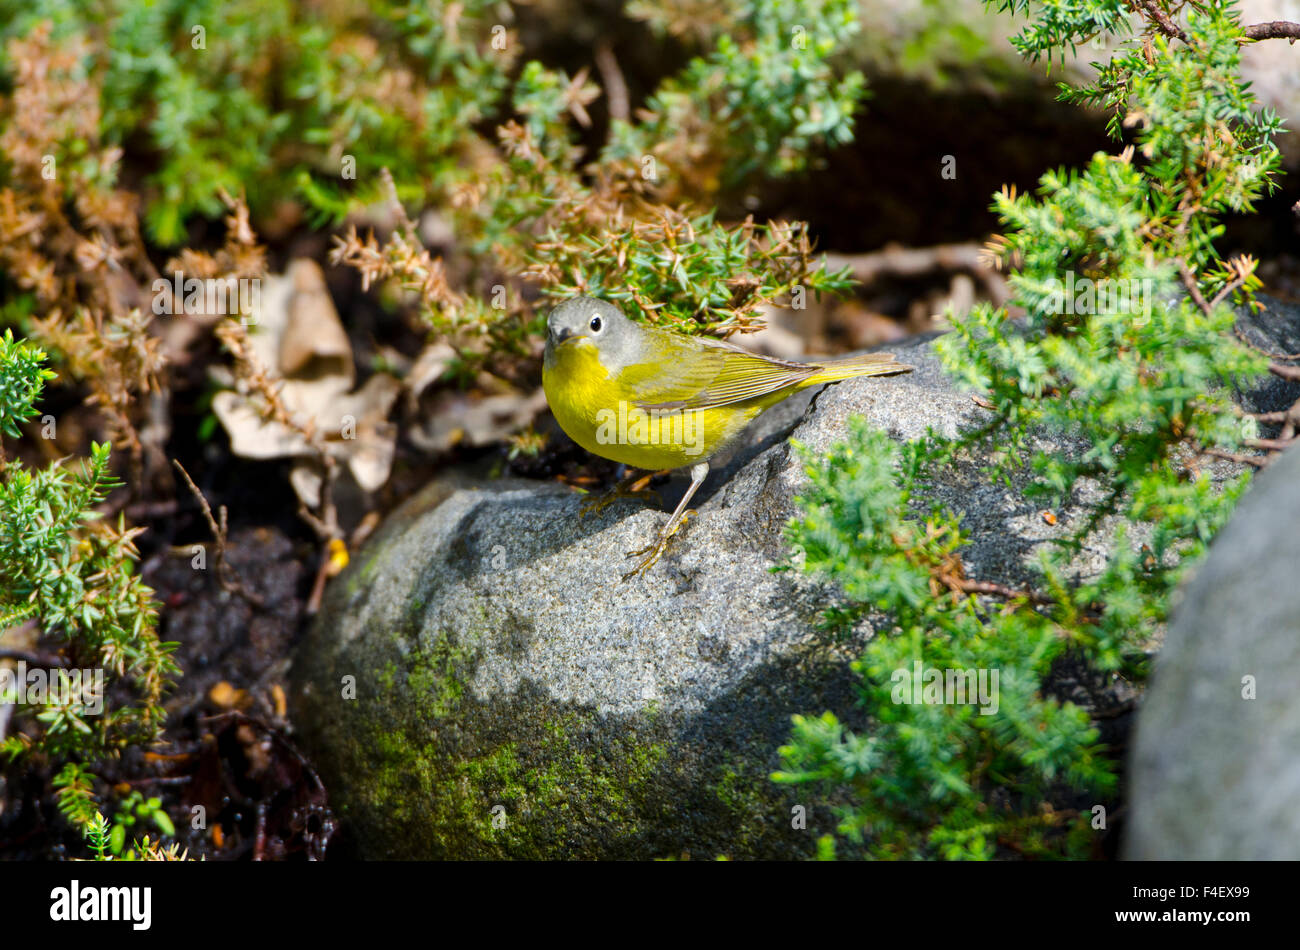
951, 578, 1055, 606
1234, 324, 1300, 360
1177, 260, 1213, 317
1242, 20, 1300, 41
1269, 362, 1300, 381
594, 41, 629, 124
1244, 437, 1296, 451
1136, 1, 1189, 43
1202, 447, 1270, 468
172, 460, 265, 608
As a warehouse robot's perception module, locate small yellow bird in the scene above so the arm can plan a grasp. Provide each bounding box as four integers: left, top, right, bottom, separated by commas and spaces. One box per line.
542, 297, 912, 579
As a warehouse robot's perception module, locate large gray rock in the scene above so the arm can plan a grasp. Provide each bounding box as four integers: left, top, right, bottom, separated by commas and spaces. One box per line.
288, 332, 1039, 859
290, 302, 1298, 859
1125, 442, 1300, 859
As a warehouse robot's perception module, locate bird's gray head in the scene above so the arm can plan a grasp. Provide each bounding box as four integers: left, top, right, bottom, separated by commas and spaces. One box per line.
544, 297, 640, 369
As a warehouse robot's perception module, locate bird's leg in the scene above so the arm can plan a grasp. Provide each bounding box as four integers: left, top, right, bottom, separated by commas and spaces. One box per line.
579, 466, 663, 518
622, 462, 709, 581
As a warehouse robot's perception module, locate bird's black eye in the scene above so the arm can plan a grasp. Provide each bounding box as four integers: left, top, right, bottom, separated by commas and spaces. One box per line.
589, 315, 602, 332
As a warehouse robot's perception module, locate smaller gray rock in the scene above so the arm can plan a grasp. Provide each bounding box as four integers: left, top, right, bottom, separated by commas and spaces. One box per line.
1126, 443, 1300, 859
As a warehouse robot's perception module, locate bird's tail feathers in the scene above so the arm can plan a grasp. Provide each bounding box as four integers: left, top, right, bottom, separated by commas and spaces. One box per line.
801, 351, 912, 387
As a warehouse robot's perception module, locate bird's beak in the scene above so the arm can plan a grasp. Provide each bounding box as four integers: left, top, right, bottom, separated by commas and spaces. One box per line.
551, 326, 573, 345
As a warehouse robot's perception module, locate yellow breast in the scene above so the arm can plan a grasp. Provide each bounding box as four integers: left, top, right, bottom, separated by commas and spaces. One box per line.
542, 339, 762, 470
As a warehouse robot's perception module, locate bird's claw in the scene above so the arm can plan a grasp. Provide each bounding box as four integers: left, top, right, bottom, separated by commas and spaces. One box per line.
579, 486, 661, 519
620, 509, 697, 581
578, 474, 662, 519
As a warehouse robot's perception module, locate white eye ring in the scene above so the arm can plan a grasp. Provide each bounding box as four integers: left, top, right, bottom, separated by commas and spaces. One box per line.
589, 315, 602, 332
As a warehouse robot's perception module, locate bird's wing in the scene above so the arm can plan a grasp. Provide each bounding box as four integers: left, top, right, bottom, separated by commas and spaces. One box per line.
622, 332, 817, 410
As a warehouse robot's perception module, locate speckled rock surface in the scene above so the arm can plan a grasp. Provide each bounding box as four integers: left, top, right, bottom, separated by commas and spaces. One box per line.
289, 333, 993, 859
289, 303, 1297, 859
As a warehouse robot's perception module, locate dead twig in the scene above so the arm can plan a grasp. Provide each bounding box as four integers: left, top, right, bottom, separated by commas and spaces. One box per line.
1142, 3, 1300, 45
1242, 20, 1300, 42
1245, 406, 1300, 441
825, 242, 1010, 305
1202, 447, 1271, 468
1269, 361, 1300, 381
200, 710, 328, 793
1234, 324, 1300, 361
1244, 437, 1296, 451
378, 166, 417, 237
197, 709, 338, 855
951, 578, 1056, 606
1136, 0, 1189, 43
594, 41, 629, 123
214, 318, 344, 608
172, 460, 266, 608
1177, 260, 1213, 317
1207, 277, 1245, 311
301, 454, 344, 616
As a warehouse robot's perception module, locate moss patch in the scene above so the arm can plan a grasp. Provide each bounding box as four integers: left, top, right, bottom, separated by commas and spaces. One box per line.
346, 676, 672, 858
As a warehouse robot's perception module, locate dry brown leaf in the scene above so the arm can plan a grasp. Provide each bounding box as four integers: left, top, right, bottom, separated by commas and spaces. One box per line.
211, 258, 399, 503
409, 388, 548, 455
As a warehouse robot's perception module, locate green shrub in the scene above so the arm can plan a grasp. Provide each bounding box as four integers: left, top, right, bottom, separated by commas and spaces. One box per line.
0, 334, 178, 830
776, 0, 1279, 858
612, 0, 866, 195
334, 0, 869, 371
0, 0, 516, 244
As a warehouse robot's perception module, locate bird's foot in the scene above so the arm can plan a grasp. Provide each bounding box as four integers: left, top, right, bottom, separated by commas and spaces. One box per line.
620, 509, 698, 581
579, 472, 662, 519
